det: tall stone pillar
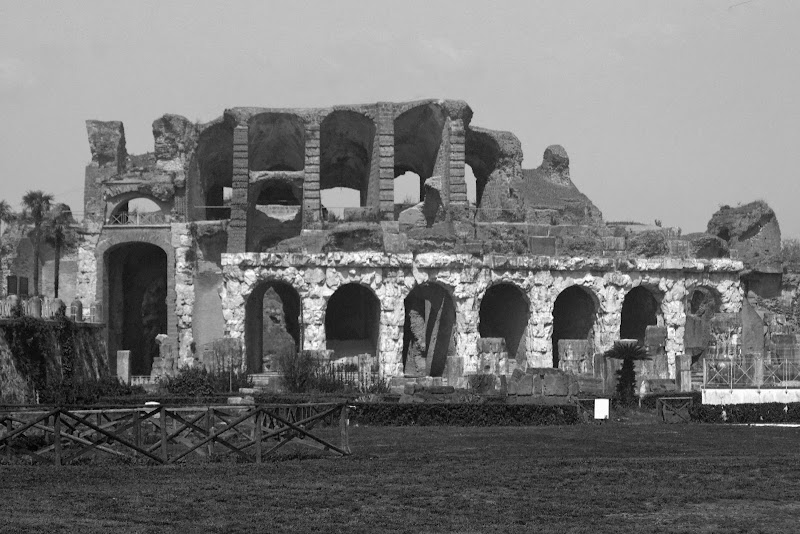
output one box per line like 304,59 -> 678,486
303,120 -> 321,227
227,125 -> 249,253
448,118 -> 467,207
377,102 -> 395,220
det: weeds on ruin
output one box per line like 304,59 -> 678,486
276,351 -> 389,395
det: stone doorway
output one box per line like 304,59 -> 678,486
552,286 -> 597,369
402,282 -> 456,378
620,286 -> 660,345
325,283 -> 380,359
245,281 -> 301,374
107,243 -> 168,376
479,283 -> 529,362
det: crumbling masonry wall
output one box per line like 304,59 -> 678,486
221,253 -> 743,380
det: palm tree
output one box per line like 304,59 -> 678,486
43,204 -> 76,298
604,341 -> 651,406
21,190 -> 54,296
0,200 -> 14,224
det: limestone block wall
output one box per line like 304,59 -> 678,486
221,253 -> 744,380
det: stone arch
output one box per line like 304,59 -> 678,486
97,231 -> 175,376
478,282 -> 530,361
194,120 -> 234,221
552,285 -> 599,369
248,113 -> 305,172
244,280 -> 302,374
465,128 -> 500,208
683,285 -> 721,357
107,193 -> 171,224
402,281 -> 456,378
620,285 -> 662,345
105,242 -> 168,376
320,110 -> 377,211
324,283 -> 381,358
394,103 -> 446,201
247,177 -> 303,252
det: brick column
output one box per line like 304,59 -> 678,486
449,119 -> 467,206
303,120 -> 321,227
227,125 -> 249,253
377,103 -> 395,220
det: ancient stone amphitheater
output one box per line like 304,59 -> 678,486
58,98 -> 783,395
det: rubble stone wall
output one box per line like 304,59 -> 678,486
221,253 -> 744,379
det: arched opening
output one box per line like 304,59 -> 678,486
465,164 -> 477,207
479,283 -> 529,361
403,282 -> 456,378
245,281 -> 301,374
320,187 -> 361,222
394,104 -> 445,217
393,170 -> 422,220
196,121 -> 233,221
109,197 -> 170,225
325,283 -> 380,358
107,243 -> 168,376
620,286 -> 660,345
248,113 -> 305,172
684,287 -> 720,358
249,179 -> 303,251
465,128 -> 500,209
320,111 -> 377,219
552,286 -> 597,369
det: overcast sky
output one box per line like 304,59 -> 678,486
1,0 -> 798,237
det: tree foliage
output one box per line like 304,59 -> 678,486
605,341 -> 650,406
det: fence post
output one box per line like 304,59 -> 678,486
53,410 -> 62,466
339,404 -> 350,454
5,417 -> 11,460
160,406 -> 168,462
206,407 -> 213,458
133,408 -> 141,457
254,409 -> 262,464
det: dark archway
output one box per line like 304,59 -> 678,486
245,281 -> 301,374
195,121 -> 233,221
320,111 -> 377,210
620,286 -> 660,345
465,128 -> 500,208
403,282 -> 456,378
684,287 -> 720,357
248,113 -> 305,172
552,286 -> 597,368
107,243 -> 168,376
479,283 -> 529,361
394,104 -> 446,208
325,283 -> 381,358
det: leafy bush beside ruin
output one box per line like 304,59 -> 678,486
628,230 -> 669,257
163,366 -> 252,397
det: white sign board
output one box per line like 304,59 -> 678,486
594,398 -> 610,420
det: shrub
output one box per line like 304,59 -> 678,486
39,376 -> 145,406
690,402 -> 800,424
604,341 -> 650,406
350,403 -> 580,426
163,366 -> 252,396
628,230 -> 669,257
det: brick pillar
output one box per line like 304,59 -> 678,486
303,120 -> 321,227
449,119 -> 467,206
227,125 -> 249,253
377,102 -> 395,220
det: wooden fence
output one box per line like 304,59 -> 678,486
0,403 -> 350,465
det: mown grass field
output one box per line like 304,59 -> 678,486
2,422 -> 800,533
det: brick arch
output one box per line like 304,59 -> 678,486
323,282 -> 381,358
551,284 -> 601,369
477,281 -> 530,362
402,281 -> 457,379
244,279 -> 302,374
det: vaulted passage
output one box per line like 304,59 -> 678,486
621,286 -> 660,345
552,286 -> 597,368
245,281 -> 301,374
394,104 -> 446,205
248,113 -> 305,172
248,178 -> 303,251
465,128 -> 500,208
403,283 -> 455,378
320,111 -> 377,211
479,283 -> 529,361
325,284 -> 380,358
107,243 -> 167,376
195,121 -> 233,221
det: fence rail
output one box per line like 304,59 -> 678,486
704,356 -> 800,389
0,404 -> 350,465
108,212 -> 171,226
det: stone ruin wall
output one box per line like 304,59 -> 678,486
220,253 -> 743,381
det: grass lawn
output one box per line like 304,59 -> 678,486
2,423 -> 800,533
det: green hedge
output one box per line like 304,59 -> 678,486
349,403 -> 580,426
690,402 -> 800,424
